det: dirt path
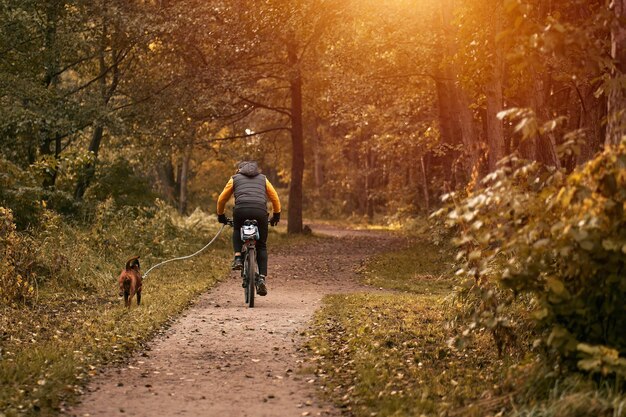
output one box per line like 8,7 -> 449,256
68,225 -> 402,417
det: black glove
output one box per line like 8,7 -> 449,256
270,212 -> 280,226
217,214 -> 229,224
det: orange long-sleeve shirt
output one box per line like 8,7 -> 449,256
216,177 -> 281,215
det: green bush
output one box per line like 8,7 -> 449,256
0,158 -> 44,229
0,197 -> 223,295
85,158 -> 157,208
32,210 -> 106,290
84,198 -> 222,273
441,142 -> 626,377
0,157 -> 84,227
42,188 -> 82,217
89,198 -> 181,260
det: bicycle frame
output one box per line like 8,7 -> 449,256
240,220 -> 260,307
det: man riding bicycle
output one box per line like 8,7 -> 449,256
216,161 -> 281,296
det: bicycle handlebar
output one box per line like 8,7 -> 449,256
224,219 -> 272,227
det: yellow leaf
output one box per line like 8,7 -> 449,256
547,277 -> 566,296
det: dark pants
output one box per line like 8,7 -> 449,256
233,207 -> 268,276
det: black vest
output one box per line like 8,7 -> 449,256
233,173 -> 267,211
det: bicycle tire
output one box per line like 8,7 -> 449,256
243,252 -> 249,304
247,248 -> 256,308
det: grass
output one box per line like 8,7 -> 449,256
302,217 -> 398,231
0,253 -> 230,417
359,241 -> 454,295
306,220 -> 626,417
509,372 -> 626,417
305,222 -> 515,416
0,208 -> 232,416
307,293 -> 509,417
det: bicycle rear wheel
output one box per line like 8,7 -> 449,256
246,249 -> 256,308
243,252 -> 250,304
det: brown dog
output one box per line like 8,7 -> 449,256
118,256 -> 142,308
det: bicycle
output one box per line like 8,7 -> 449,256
240,219 -> 260,307
227,218 -> 265,308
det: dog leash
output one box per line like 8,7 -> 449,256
143,224 -> 227,279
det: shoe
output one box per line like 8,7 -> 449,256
231,256 -> 243,270
256,276 -> 268,296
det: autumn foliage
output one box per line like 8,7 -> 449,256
0,208 -> 35,304
442,140 -> 626,377
1,0 -> 626,413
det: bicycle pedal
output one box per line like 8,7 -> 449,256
231,258 -> 243,270
256,280 -> 268,296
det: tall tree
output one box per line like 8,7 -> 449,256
75,1 -> 131,199
607,0 -> 626,146
438,0 -> 480,181
286,32 -> 306,233
484,0 -> 506,171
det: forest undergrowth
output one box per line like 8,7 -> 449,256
0,202 -> 231,416
307,214 -> 626,416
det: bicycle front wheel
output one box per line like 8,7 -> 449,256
246,249 -> 256,308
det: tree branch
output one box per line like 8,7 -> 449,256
110,79 -> 177,112
198,127 -> 290,146
62,45 -> 133,98
238,96 -> 292,117
48,49 -> 111,79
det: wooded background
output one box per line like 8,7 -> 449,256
3,1 -> 626,414
1,0 -> 625,232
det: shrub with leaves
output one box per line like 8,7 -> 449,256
0,158 -> 44,229
77,197 -> 223,288
436,156 -> 556,357
0,157 -> 82,228
440,142 -> 626,377
0,208 -> 36,304
85,158 -> 156,208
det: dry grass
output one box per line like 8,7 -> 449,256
307,292 -> 512,416
0,207 -> 231,416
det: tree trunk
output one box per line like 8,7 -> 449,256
485,88 -> 505,171
178,140 -> 194,215
74,125 -> 103,199
530,69 -> 561,168
518,87 -> 538,160
606,0 -> 626,147
365,147 -> 374,221
580,87 -> 606,162
485,1 -> 506,172
438,0 -> 479,179
420,156 -> 430,213
454,84 -> 480,173
287,37 -> 304,234
40,134 -> 62,189
435,78 -> 457,150
157,158 -> 177,205
313,124 -> 325,189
